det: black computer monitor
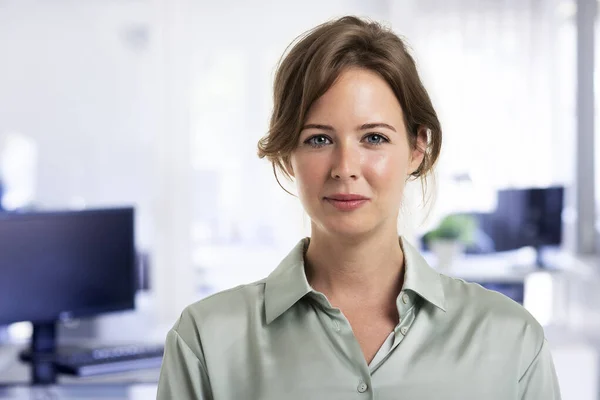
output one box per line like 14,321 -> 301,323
468,186 -> 564,265
493,186 -> 563,252
0,207 -> 135,383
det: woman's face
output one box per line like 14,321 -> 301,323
288,68 -> 425,238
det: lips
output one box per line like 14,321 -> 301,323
324,194 -> 370,211
325,194 -> 369,201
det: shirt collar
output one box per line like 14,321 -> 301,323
400,236 -> 447,312
265,236 -> 446,325
264,238 -> 312,325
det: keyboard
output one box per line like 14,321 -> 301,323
53,344 -> 164,377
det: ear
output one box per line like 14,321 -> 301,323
409,127 -> 428,175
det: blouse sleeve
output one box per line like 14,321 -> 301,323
518,339 -> 561,400
156,328 -> 214,400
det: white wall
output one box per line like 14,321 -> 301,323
0,0 -> 158,249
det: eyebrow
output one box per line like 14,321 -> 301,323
301,122 -> 396,132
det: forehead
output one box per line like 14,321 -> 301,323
305,68 -> 405,124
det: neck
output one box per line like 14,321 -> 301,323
304,224 -> 405,308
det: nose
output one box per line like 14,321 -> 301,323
330,142 -> 360,181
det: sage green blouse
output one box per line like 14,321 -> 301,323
157,237 -> 561,399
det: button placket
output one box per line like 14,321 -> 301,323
396,292 -> 410,316
396,292 -> 410,336
357,381 -> 368,393
402,292 -> 409,304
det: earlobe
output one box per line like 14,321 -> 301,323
409,128 -> 428,175
409,152 -> 424,176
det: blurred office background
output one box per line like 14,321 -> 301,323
0,0 -> 598,398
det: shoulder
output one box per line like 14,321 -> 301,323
439,274 -> 545,371
440,274 -> 538,326
171,280 -> 267,356
182,279 -> 267,325
176,279 -> 267,331
440,274 -> 542,334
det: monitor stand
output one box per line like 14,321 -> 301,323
18,321 -> 58,385
534,245 -> 556,269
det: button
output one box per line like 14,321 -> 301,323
357,381 -> 368,393
332,320 -> 341,332
400,326 -> 408,335
402,293 -> 409,304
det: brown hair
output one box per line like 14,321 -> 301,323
257,16 -> 441,200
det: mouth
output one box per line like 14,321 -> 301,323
324,194 -> 370,211
325,194 -> 369,201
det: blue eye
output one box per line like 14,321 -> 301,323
365,134 -> 388,145
305,135 -> 332,148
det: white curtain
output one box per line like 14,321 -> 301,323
389,0 -> 575,227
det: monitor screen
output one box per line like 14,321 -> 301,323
463,186 -> 564,253
0,208 -> 135,325
492,186 -> 564,251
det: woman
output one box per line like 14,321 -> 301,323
157,16 -> 561,399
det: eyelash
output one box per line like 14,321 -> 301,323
304,133 -> 390,148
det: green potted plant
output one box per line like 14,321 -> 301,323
423,214 -> 477,271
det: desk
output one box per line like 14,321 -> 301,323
0,345 -> 160,385
0,345 -> 159,399
0,292 -> 168,399
0,385 -> 157,399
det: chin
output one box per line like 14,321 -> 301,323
315,215 -> 379,239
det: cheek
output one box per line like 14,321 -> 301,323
366,151 -> 408,185
292,154 -> 328,194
